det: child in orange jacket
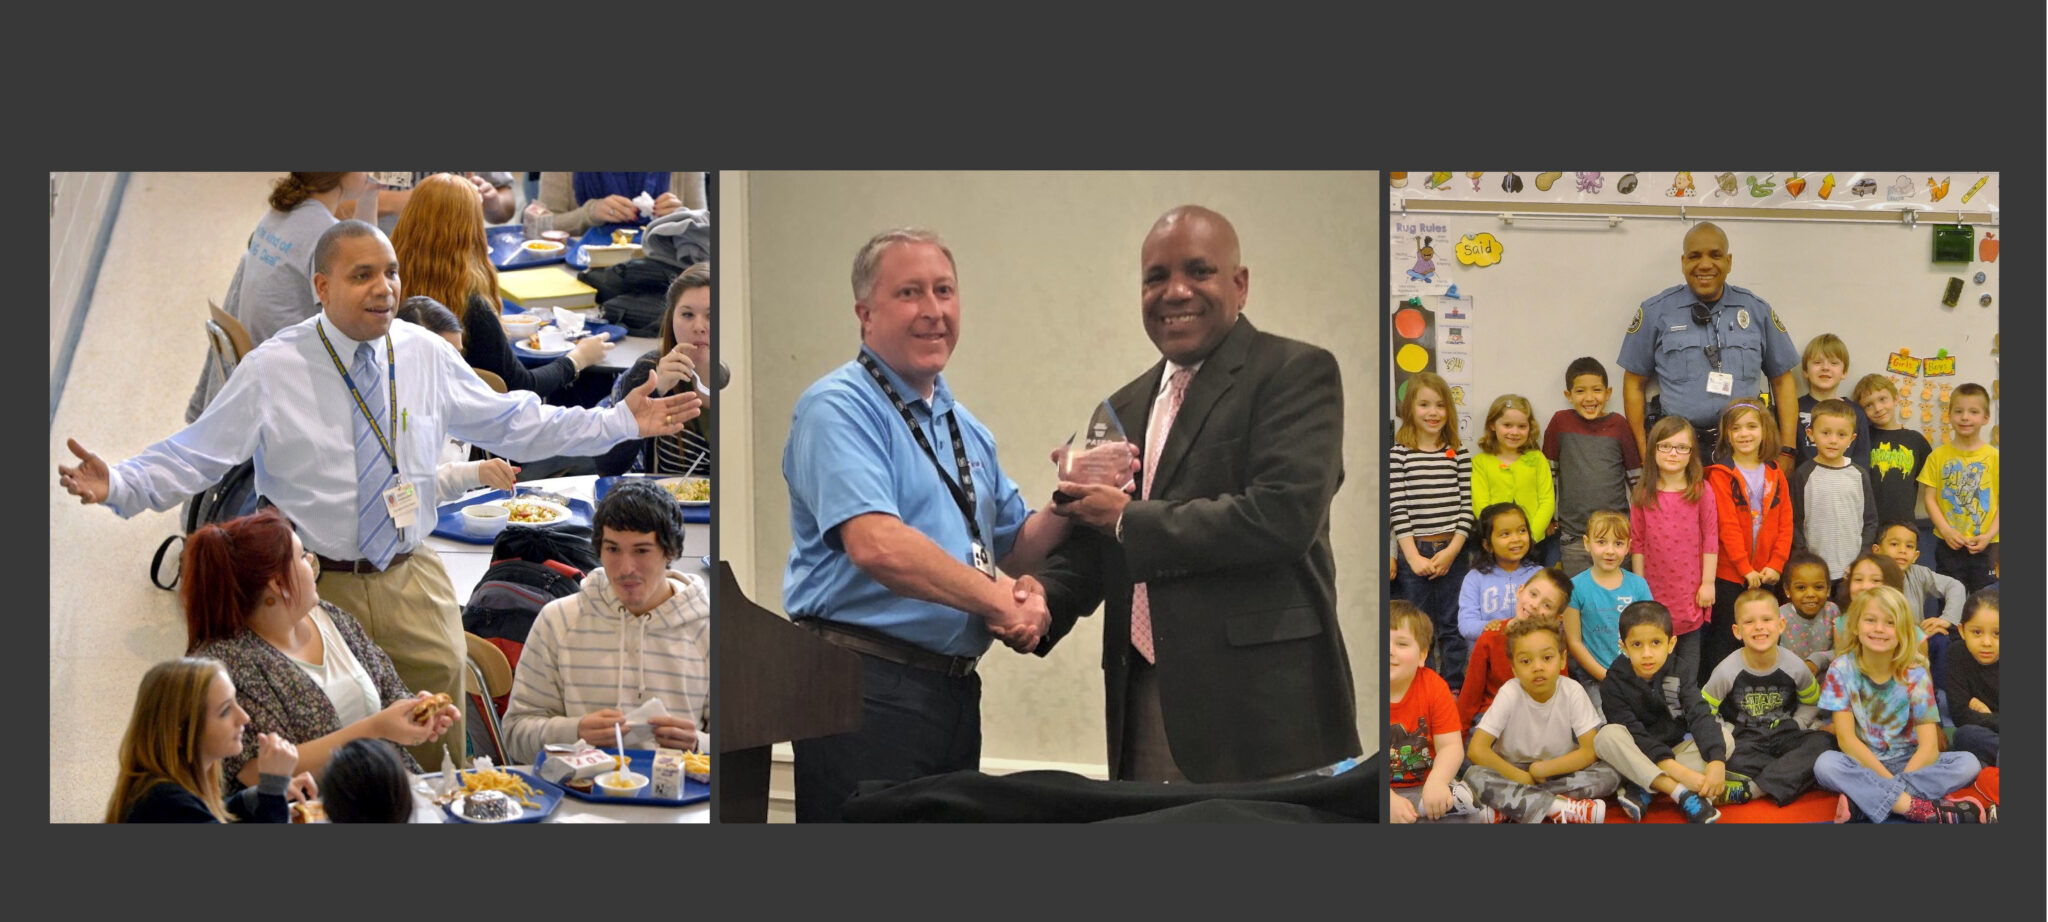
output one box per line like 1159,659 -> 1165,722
1700,400 -> 1794,685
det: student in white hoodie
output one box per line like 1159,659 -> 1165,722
502,480 -> 708,764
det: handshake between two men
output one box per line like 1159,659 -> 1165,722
985,438 -> 1144,655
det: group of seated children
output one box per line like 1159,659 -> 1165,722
1389,339 -> 1999,823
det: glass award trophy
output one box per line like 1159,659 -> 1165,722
1053,400 -> 1136,504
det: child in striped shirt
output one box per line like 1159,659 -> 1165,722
1391,371 -> 1475,686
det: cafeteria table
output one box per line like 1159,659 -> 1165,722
499,274 -> 660,373
425,474 -> 711,607
409,768 -> 709,823
417,473 -> 711,824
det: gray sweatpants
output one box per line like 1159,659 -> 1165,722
1465,762 -> 1621,823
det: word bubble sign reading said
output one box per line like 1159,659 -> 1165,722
1456,232 -> 1504,267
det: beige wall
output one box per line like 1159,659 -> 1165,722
730,171 -> 1381,773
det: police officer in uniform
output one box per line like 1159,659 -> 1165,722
1618,222 -> 1800,474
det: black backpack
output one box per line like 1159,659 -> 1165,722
461,523 -> 600,645
581,258 -> 682,337
148,459 -> 265,591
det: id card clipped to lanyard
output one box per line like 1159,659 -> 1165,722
316,324 -> 418,538
857,352 -> 996,580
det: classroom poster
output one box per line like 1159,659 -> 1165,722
1390,171 -> 1998,213
1436,294 -> 1473,388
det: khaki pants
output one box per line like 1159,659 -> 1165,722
317,545 -> 467,770
1594,722 -> 1736,793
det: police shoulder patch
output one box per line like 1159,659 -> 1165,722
1627,307 -> 1643,334
1771,309 -> 1786,332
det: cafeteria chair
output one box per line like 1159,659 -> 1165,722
207,299 -> 253,364
473,367 -> 508,394
464,631 -> 515,766
204,299 -> 253,382
463,368 -> 510,466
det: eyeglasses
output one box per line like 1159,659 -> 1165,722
1656,444 -> 1694,455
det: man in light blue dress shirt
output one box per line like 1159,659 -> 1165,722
780,227 -> 1071,821
59,221 -> 700,768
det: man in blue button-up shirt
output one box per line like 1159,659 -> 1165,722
58,220 -> 702,771
781,227 -> 1072,822
1618,222 -> 1801,474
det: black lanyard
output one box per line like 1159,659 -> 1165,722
316,323 -> 398,474
857,352 -> 982,547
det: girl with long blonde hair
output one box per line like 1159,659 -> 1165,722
1812,587 -> 1991,822
104,658 -> 307,823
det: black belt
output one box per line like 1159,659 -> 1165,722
316,550 -> 413,574
799,619 -> 979,677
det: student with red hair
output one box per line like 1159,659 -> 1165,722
182,508 -> 460,788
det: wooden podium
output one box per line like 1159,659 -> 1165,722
713,562 -> 862,822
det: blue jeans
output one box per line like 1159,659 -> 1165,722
1395,537 -> 1470,690
793,651 -> 981,823
1952,725 -> 1998,768
1814,749 -> 1980,822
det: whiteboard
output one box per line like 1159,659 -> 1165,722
1386,211 -> 2002,449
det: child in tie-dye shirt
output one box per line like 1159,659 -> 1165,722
1811,587 -> 1990,823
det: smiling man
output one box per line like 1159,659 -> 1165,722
780,227 -> 1071,822
1618,222 -> 1801,472
57,220 -> 701,770
1033,206 -> 1359,783
501,479 -> 708,764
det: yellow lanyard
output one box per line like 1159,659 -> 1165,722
316,324 -> 398,474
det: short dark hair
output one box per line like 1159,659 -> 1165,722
1565,356 -> 1608,389
1782,548 -> 1830,583
1877,520 -> 1919,545
313,219 -> 385,277
320,739 -> 413,823
1950,382 -> 1991,413
1504,612 -> 1564,654
1961,588 -> 1999,625
591,479 -> 688,560
395,296 -> 462,338
1618,600 -> 1673,638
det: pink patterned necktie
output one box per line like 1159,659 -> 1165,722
1130,365 -> 1194,663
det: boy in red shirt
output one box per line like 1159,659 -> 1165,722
1390,601 -> 1496,823
1458,567 -> 1574,730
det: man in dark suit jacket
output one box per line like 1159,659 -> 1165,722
1034,206 -> 1359,783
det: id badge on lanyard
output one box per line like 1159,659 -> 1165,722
858,352 -> 997,582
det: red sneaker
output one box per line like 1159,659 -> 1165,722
1548,797 -> 1606,824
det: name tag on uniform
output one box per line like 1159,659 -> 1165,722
1706,371 -> 1735,396
383,481 -> 419,530
970,540 -> 997,580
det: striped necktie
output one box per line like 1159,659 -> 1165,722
352,343 -> 401,569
